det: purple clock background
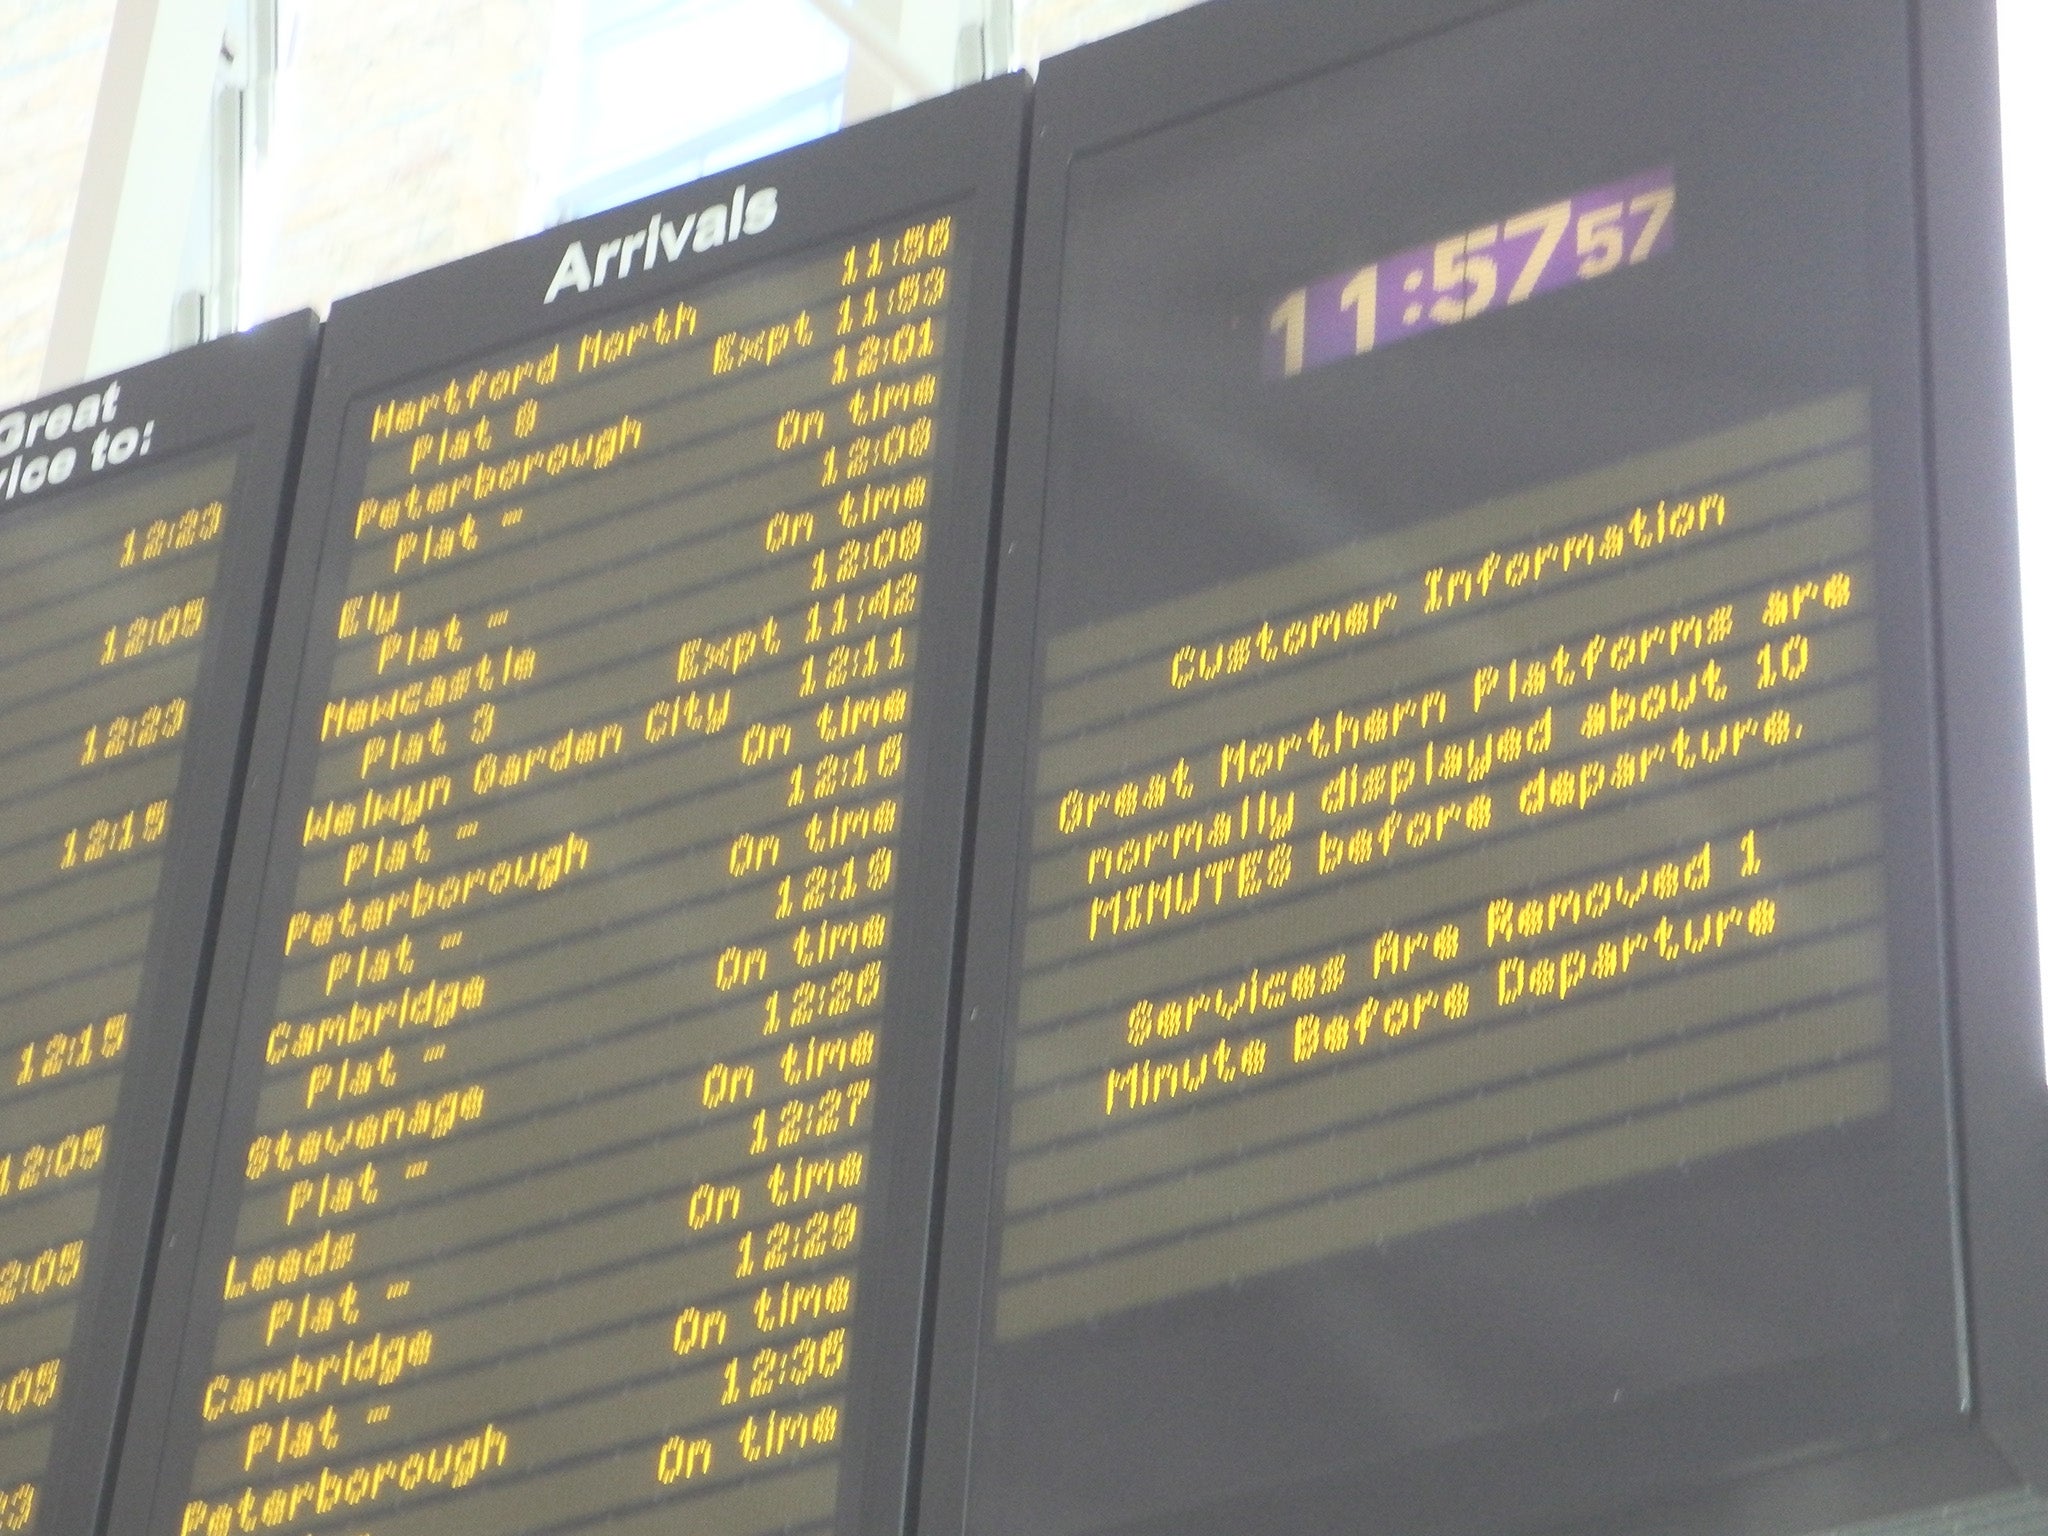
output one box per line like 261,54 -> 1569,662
1266,166 -> 1677,381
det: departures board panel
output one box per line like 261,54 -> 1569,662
921,2 -> 2035,1534
0,318 -> 316,1535
108,77 -> 1025,1536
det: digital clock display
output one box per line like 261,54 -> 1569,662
1265,165 -> 1675,379
109,78 -> 1024,1536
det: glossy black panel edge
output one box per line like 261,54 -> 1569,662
1920,0 -> 2048,1490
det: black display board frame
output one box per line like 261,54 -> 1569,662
107,77 -> 1028,1536
918,2 -> 2040,1535
1922,0 -> 2048,1492
0,314 -> 318,1535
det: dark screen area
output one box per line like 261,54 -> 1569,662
0,321 -> 312,1536
937,3 -> 1964,1532
113,81 -> 1022,1536
0,448 -> 238,1535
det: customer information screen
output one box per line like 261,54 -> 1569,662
927,4 -> 1962,1533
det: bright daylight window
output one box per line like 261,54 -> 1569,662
239,0 -> 856,326
549,0 -> 850,222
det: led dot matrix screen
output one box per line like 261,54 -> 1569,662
918,2 -> 2044,1533
15,6 -> 2042,1533
107,79 -> 1024,1536
0,318 -> 315,1536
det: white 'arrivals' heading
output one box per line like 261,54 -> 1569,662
544,185 -> 780,304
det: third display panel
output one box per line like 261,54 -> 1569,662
922,2 -> 1987,1532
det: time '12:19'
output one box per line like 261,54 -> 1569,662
59,798 -> 169,871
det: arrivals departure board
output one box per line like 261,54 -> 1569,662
109,79 -> 1025,1536
921,2 -> 2035,1534
0,318 -> 315,1536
